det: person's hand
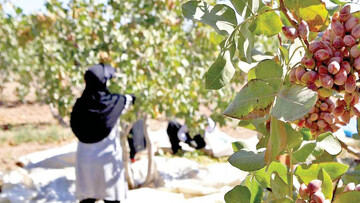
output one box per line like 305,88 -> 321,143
130,94 -> 136,105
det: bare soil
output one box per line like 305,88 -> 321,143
0,82 -> 256,171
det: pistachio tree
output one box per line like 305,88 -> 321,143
183,0 -> 360,202
0,0 -> 245,187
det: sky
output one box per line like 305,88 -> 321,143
1,0 -> 51,14
1,0 -> 359,15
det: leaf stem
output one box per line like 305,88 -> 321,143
288,150 -> 294,199
279,0 -> 297,28
332,178 -> 340,202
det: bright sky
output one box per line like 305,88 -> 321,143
1,0 -> 359,15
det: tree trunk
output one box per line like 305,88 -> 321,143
120,122 -> 136,189
49,103 -> 69,127
142,114 -> 155,186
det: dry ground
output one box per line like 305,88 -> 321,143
0,82 -> 256,171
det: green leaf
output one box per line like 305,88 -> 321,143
280,12 -> 292,27
333,191 -> 360,203
243,176 -> 263,203
228,150 -> 266,172
247,59 -> 283,91
223,79 -> 275,120
300,128 -> 311,141
308,31 -> 319,42
256,133 -> 269,150
15,7 -> 23,15
295,162 -> 349,184
284,0 -> 330,32
328,0 -> 347,5
316,132 -> 342,155
292,141 -> 316,163
224,185 -> 251,203
271,84 -> 318,122
238,116 -> 269,136
279,45 -> 289,65
205,39 -> 236,90
230,0 -> 259,18
343,171 -> 360,185
284,123 -> 303,149
238,22 -> 255,63
355,118 -> 360,140
312,151 -> 335,163
182,1 -> 238,35
273,197 -> 294,203
265,117 -> 287,165
249,6 -> 283,37
319,168 -> 333,200
254,162 -> 288,188
270,172 -> 289,199
232,141 -> 251,152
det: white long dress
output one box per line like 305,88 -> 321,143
75,95 -> 133,201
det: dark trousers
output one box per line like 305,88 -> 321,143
80,198 -> 119,203
166,121 -> 206,154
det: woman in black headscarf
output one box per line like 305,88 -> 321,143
70,64 -> 135,203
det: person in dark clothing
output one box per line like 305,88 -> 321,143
166,120 -> 205,154
128,119 -> 146,162
70,64 -> 135,203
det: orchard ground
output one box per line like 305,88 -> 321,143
0,81 -> 256,171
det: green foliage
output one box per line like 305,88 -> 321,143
270,172 -> 289,199
223,79 -> 275,120
243,176 -> 263,203
271,84 -> 318,122
228,150 -> 266,172
284,0 -> 330,32
230,0 -> 260,18
205,39 -> 236,90
333,191 -> 360,203
247,59 -> 283,91
182,1 -> 237,36
249,6 -> 283,37
295,162 -> 349,184
253,162 -> 288,188
224,185 -> 251,203
0,0 -> 244,134
319,168 -> 333,200
182,0 -> 360,201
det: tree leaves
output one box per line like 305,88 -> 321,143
182,1 -> 238,36
271,84 -> 318,122
319,168 -> 333,200
237,22 -> 254,63
243,176 -> 263,203
230,0 -> 259,18
247,59 -> 283,91
284,0 -> 330,32
270,172 -> 289,199
228,150 -> 266,172
253,161 -> 288,189
316,132 -> 342,155
223,79 -> 275,120
249,6 -> 283,37
224,185 -> 251,203
333,191 -> 360,203
265,117 -> 287,165
205,39 -> 236,90
295,162 -> 349,184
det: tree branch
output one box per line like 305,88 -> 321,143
339,139 -> 360,158
49,103 -> 69,127
120,121 -> 136,189
278,0 -> 309,48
